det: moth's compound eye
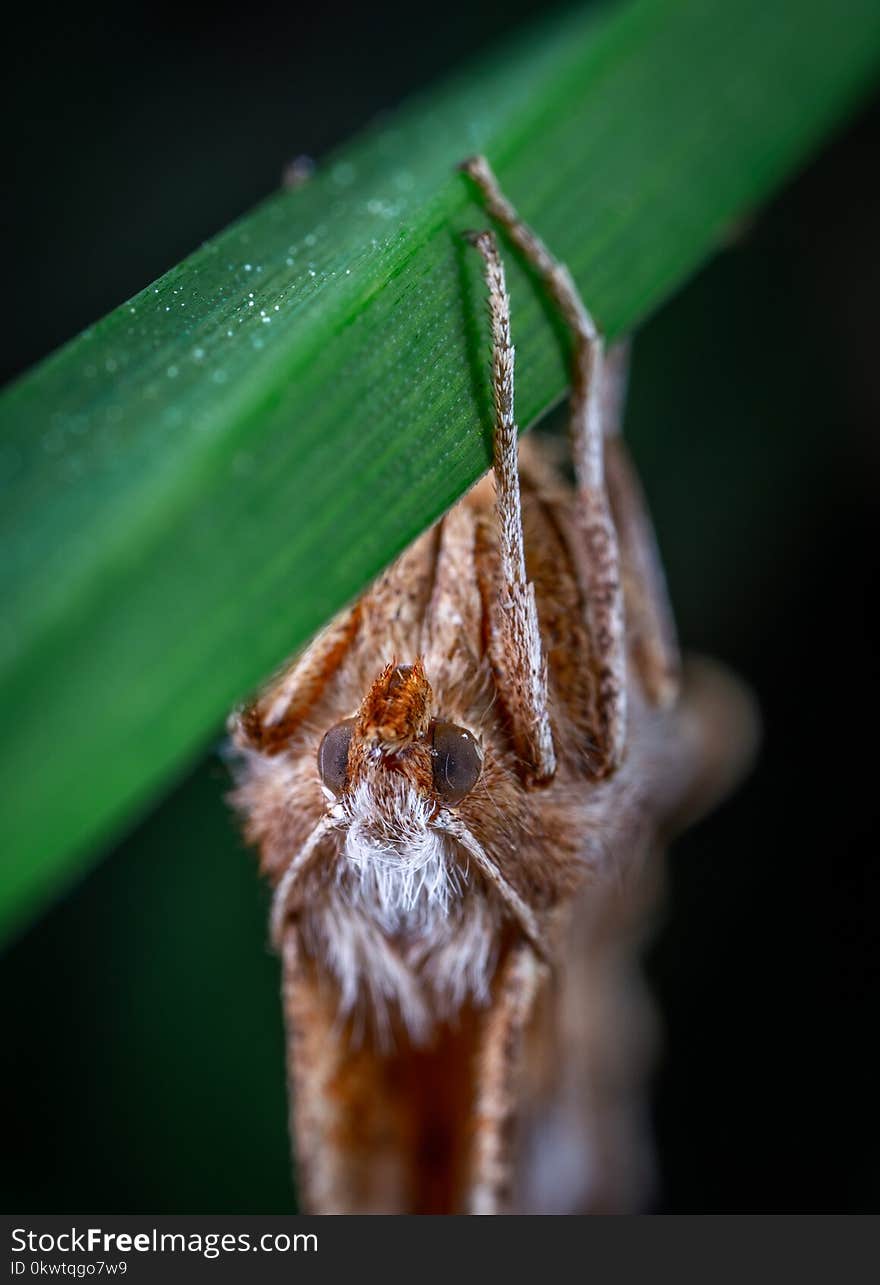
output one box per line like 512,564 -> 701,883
317,719 -> 356,795
431,721 -> 483,805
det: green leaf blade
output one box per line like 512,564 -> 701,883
2,0 -> 878,942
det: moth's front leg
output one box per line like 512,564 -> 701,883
463,228 -> 556,785
462,155 -> 627,778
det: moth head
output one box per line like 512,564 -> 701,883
316,659 -> 483,808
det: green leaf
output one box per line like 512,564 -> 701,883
1,0 -> 878,944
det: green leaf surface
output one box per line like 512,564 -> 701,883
2,0 -> 878,944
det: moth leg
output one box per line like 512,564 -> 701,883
468,942 -> 543,1214
462,155 -> 626,775
441,814 -> 548,960
464,228 -> 556,783
601,344 -> 681,707
231,601 -> 362,754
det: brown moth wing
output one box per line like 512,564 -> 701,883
509,442 -> 757,1213
513,658 -> 757,1212
281,931 -> 481,1213
512,431 -> 758,1210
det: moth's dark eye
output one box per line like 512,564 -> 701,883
317,719 -> 356,795
431,721 -> 483,805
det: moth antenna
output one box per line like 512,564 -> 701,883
439,814 -> 547,961
270,815 -> 338,948
462,223 -> 556,783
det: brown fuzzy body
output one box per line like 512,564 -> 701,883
230,436 -> 755,1212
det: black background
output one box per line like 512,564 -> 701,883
2,1 -> 878,1212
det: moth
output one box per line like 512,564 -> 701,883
229,156 -> 757,1214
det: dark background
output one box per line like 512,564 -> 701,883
2,1 -> 877,1212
